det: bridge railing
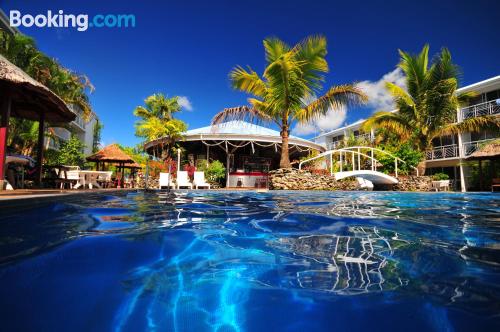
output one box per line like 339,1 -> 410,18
299,146 -> 419,178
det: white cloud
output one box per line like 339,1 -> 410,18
356,68 -> 405,111
293,105 -> 347,136
178,96 -> 193,111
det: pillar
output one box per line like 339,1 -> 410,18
0,93 -> 12,190
35,111 -> 45,186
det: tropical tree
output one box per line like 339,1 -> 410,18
211,36 -> 367,168
133,94 -> 188,158
0,30 -> 94,119
133,94 -> 181,121
362,45 -> 499,155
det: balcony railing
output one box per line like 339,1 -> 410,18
426,144 -> 459,160
460,100 -> 500,120
326,134 -> 374,150
425,139 -> 496,160
462,139 -> 495,156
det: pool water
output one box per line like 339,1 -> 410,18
0,190 -> 499,331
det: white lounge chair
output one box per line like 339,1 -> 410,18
193,171 -> 211,189
159,172 -> 175,189
176,171 -> 193,189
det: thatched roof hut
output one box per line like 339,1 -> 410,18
86,144 -> 136,163
1,54 -> 76,188
466,140 -> 500,160
0,54 -> 74,123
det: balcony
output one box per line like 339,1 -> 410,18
326,134 -> 374,150
425,139 -> 496,160
462,139 -> 495,156
426,144 -> 459,160
460,100 -> 500,120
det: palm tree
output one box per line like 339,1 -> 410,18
211,36 -> 367,168
133,94 -> 181,121
133,94 -> 188,158
362,45 -> 499,156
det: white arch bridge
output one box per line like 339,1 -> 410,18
299,146 -> 419,187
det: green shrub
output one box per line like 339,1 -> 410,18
205,160 -> 226,183
432,172 -> 449,181
57,136 -> 86,167
376,142 -> 423,175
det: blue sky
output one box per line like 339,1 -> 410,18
2,0 -> 499,146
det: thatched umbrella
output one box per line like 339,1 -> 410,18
86,144 -> 136,187
0,54 -> 75,189
466,140 -> 500,190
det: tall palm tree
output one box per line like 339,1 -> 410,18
362,45 -> 499,154
211,36 -> 367,168
133,94 -> 181,121
133,94 -> 188,158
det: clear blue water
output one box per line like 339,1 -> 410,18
0,190 -> 499,332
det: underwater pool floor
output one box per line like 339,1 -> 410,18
0,190 -> 499,331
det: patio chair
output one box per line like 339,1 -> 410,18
193,171 -> 211,189
159,172 -> 175,189
97,171 -> 113,188
176,171 -> 193,189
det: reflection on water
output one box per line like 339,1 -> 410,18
0,190 -> 500,331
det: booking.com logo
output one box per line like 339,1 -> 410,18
9,10 -> 135,32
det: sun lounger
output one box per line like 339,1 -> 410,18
193,171 -> 211,189
159,172 -> 175,189
176,171 -> 193,189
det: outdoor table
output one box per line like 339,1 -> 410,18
73,170 -> 110,189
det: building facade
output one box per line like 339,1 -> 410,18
47,104 -> 100,156
312,75 -> 500,192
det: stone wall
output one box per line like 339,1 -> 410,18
393,175 -> 433,191
269,168 -> 357,191
269,169 -> 434,191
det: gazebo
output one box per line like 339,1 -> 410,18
466,140 -> 500,191
0,54 -> 75,189
144,121 -> 324,188
86,144 -> 138,187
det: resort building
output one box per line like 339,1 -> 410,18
313,75 -> 500,192
47,105 -> 100,155
145,120 -> 324,188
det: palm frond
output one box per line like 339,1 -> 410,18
211,106 -> 273,125
361,111 -> 412,139
295,84 -> 367,122
385,82 -> 414,107
230,66 -> 267,97
263,37 -> 290,64
438,116 -> 500,136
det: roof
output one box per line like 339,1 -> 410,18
466,140 -> 500,160
0,54 -> 75,123
86,144 -> 136,163
145,120 -> 325,152
186,120 -> 303,138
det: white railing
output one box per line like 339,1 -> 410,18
425,144 -> 459,160
460,100 -> 500,121
462,139 -> 495,156
299,146 -> 418,178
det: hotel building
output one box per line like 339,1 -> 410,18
313,75 -> 500,192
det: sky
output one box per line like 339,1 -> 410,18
1,0 -> 499,146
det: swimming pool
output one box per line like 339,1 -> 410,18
0,190 -> 499,331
